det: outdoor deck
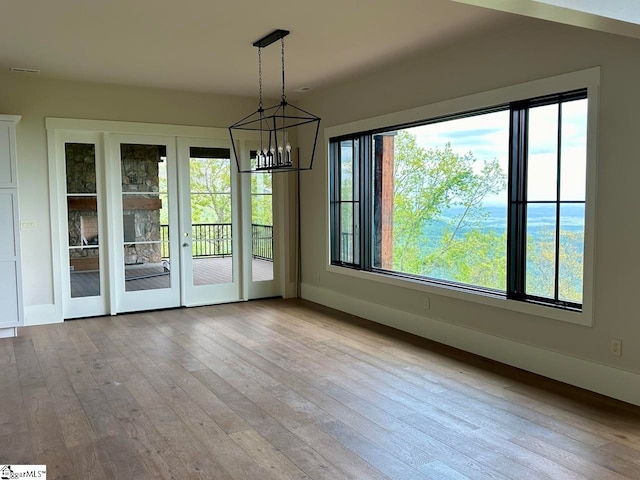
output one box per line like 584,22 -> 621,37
70,256 -> 274,297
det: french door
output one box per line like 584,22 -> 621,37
177,137 -> 241,306
110,134 -> 182,313
54,127 -> 280,319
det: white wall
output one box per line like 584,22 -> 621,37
298,18 -> 640,404
0,74 -> 259,315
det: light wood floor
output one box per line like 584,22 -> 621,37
2,299 -> 640,480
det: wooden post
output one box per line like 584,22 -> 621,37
374,133 -> 395,270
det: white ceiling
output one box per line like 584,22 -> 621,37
1,0 -> 638,99
453,0 -> 640,38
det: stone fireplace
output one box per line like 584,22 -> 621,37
66,143 -> 100,271
120,144 -> 164,266
65,143 -> 165,271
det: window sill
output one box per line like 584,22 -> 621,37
326,264 -> 593,327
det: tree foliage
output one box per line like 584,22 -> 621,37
390,131 -> 506,289
159,158 -> 273,227
189,158 -> 232,224
251,173 -> 273,226
388,130 -> 583,299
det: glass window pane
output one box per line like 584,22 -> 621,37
65,143 -> 100,298
340,202 -> 354,263
558,203 -> 584,303
560,99 -> 588,201
68,209 -> 100,298
121,144 -> 169,292
188,150 -> 233,286
372,109 -> 509,291
527,104 -> 558,201
65,143 -> 96,194
526,203 -> 556,299
340,140 -> 353,201
252,173 -> 274,282
70,247 -> 100,298
353,202 -> 360,265
353,139 -> 360,202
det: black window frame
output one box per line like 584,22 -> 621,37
329,88 -> 588,312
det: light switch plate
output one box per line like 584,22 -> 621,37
20,220 -> 37,231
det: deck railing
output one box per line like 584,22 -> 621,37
341,232 -> 354,263
251,224 -> 274,261
161,223 -> 273,261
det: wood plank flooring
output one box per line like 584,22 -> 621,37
1,298 -> 640,479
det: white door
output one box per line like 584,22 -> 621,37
110,134 -> 181,313
177,138 -> 241,306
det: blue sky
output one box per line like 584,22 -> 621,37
409,99 -> 588,205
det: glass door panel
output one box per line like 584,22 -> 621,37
66,143 -> 101,297
121,144 -> 170,292
251,172 -> 274,282
242,146 -> 280,300
189,150 -> 233,286
178,138 -> 240,307
114,137 -> 180,313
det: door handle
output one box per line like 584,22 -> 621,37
182,242 -> 189,247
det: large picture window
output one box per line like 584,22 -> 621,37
330,89 -> 588,311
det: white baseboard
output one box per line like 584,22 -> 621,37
302,283 -> 640,407
0,327 -> 17,338
24,304 -> 63,326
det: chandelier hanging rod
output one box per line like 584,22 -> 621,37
252,29 -> 290,48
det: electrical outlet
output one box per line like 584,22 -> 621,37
610,338 -> 622,357
315,272 -> 320,283
423,297 -> 431,310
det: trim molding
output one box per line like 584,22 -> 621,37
0,327 -> 17,338
302,282 -> 640,407
323,66 -> 600,327
24,304 -> 63,326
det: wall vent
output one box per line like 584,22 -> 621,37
10,67 -> 40,74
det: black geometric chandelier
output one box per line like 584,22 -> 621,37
229,29 -> 321,173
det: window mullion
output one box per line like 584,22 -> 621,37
507,103 -> 528,298
360,134 -> 372,270
329,141 -> 340,264
554,103 -> 562,301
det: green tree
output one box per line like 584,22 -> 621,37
526,228 -> 583,303
389,131 -> 584,298
389,131 -> 507,289
251,173 -> 273,226
189,158 -> 232,224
